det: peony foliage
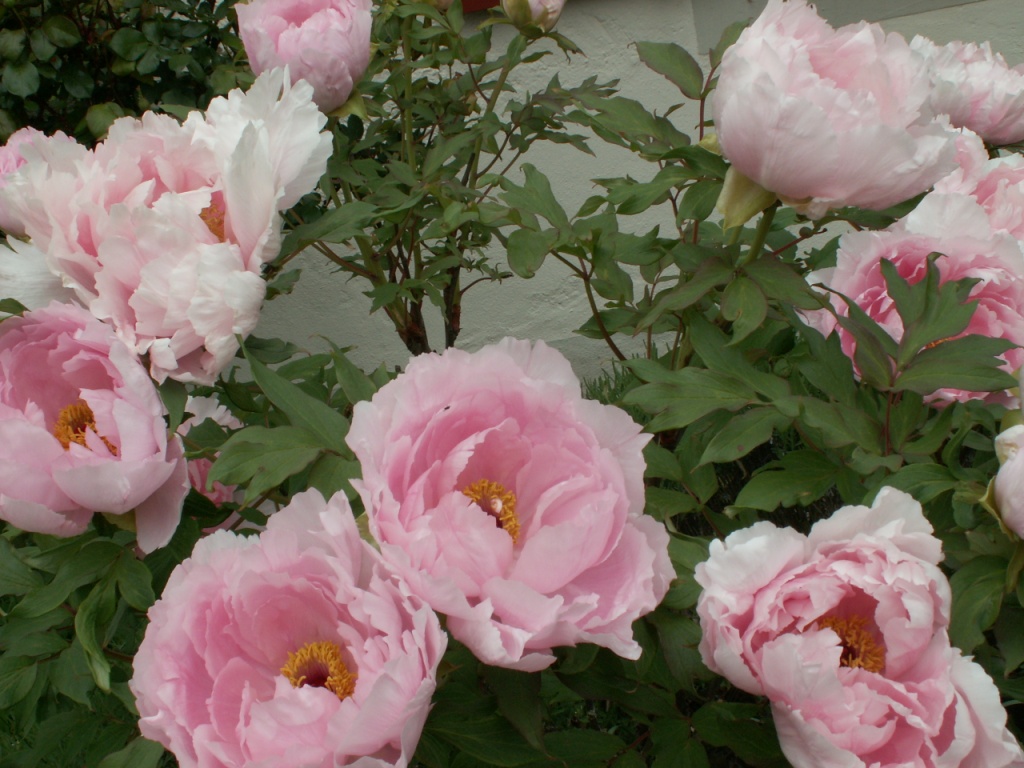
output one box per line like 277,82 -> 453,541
3,0 -> 1024,766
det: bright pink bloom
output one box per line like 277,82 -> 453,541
806,192 -> 1024,405
913,37 -> 1024,147
131,489 -> 446,768
347,338 -> 673,671
181,396 -> 243,506
0,302 -> 187,552
0,70 -> 331,384
994,425 -> 1024,538
712,0 -> 958,218
237,0 -> 372,113
696,487 -> 1024,768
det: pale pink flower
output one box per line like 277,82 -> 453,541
131,489 -> 446,768
181,395 -> 243,506
994,425 -> 1024,538
501,0 -> 565,33
696,487 -> 1024,768
913,37 -> 1024,147
806,193 -> 1024,405
237,0 -> 372,113
712,0 -> 958,218
0,302 -> 188,552
347,338 -> 673,671
0,127 -> 77,235
0,70 -> 331,384
934,135 -> 1024,243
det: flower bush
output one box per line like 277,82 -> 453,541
2,0 -> 1024,766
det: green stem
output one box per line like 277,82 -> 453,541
737,203 -> 778,266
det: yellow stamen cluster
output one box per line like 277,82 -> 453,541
462,479 -> 521,543
816,614 -> 886,673
281,641 -> 356,700
200,203 -> 226,241
53,400 -> 118,455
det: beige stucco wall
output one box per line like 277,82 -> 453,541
256,0 -> 1024,380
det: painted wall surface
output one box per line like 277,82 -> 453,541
256,0 -> 1024,381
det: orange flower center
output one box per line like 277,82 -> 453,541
816,614 -> 885,673
462,479 -> 520,543
53,400 -> 118,455
200,202 -> 226,241
281,641 -> 356,700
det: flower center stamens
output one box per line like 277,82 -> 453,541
462,479 -> 520,543
200,202 -> 226,241
281,641 -> 356,700
816,614 -> 885,673
53,400 -> 118,455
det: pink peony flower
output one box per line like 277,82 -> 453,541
501,0 -> 565,33
131,489 -> 446,768
805,192 -> 1024,405
994,425 -> 1024,538
913,37 -> 1024,147
711,0 -> 959,219
237,0 -> 372,114
0,69 -> 331,384
181,395 -> 244,506
347,338 -> 674,671
0,127 -> 76,236
696,487 -> 1024,768
0,302 -> 188,552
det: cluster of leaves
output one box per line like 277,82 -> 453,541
0,0 -> 248,142
281,0 -> 605,354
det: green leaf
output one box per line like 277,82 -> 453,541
209,425 -> 324,504
281,201 -> 376,252
0,537 -> 43,596
2,60 -> 39,98
544,730 -> 628,765
638,258 -> 733,330
0,29 -> 25,60
720,276 -> 767,344
42,15 -> 82,47
699,408 -> 790,465
743,257 -> 824,311
623,368 -> 756,432
331,348 -> 379,405
506,228 -> 557,278
97,738 -> 166,768
481,667 -> 545,751
74,577 -> 118,691
895,336 -> 1017,396
244,345 -> 351,455
426,687 -> 544,767
688,316 -> 790,399
634,41 -> 704,99
995,604 -> 1024,675
734,450 -> 837,511
0,655 -> 36,708
306,453 -> 360,500
158,378 -> 188,435
50,640 -> 94,705
500,164 -> 571,233
113,552 -> 155,611
678,180 -> 722,223
949,556 -> 1006,653
710,20 -> 748,68
109,28 -> 148,61
85,102 -> 127,139
691,702 -> 787,767
12,540 -> 122,619
883,463 -> 957,504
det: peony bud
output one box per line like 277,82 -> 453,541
236,0 -> 372,114
501,0 -> 564,33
